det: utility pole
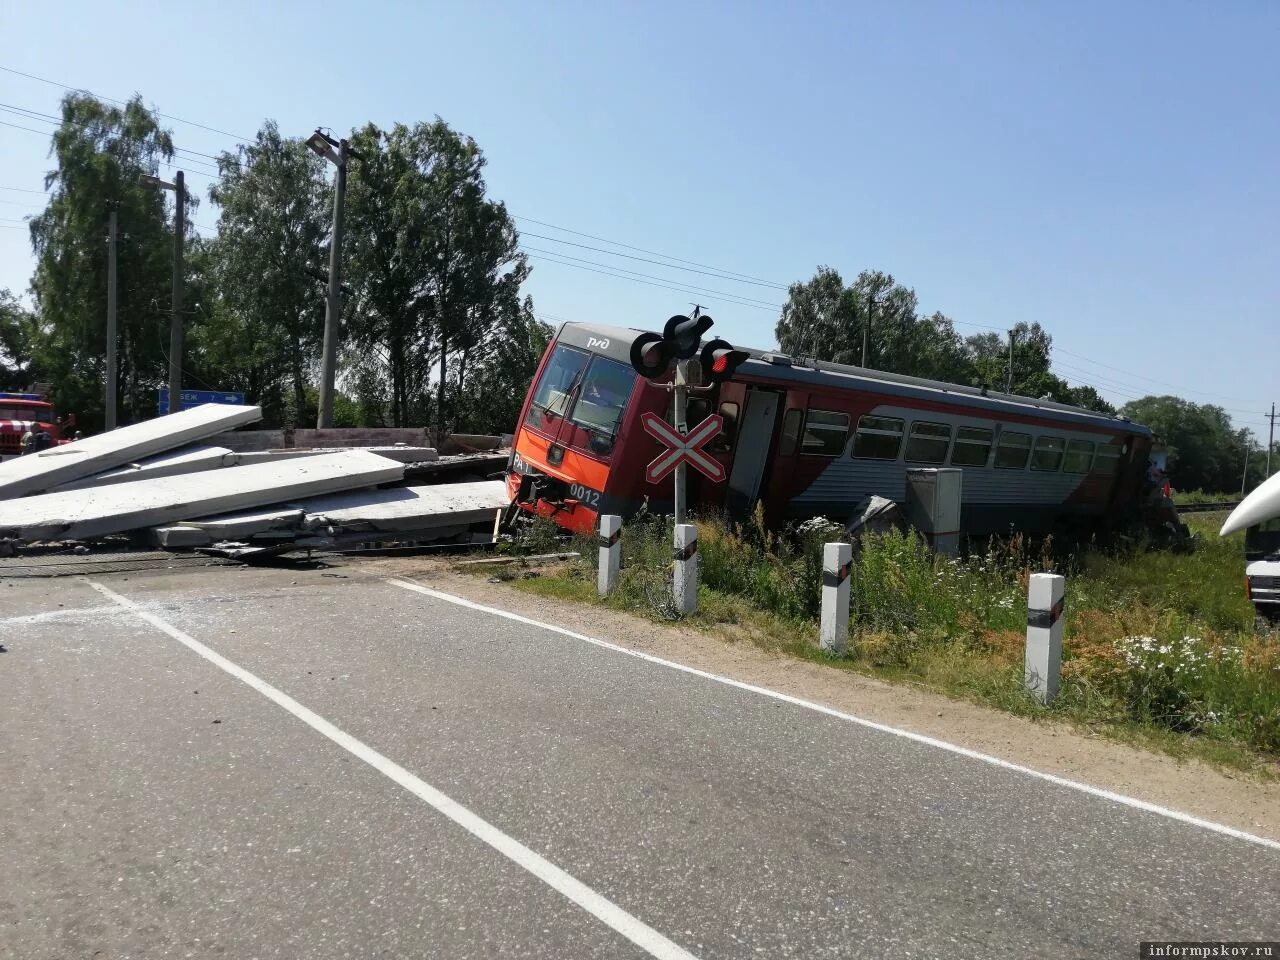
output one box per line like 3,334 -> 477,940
861,295 -> 875,367
435,193 -> 454,446
1267,402 -> 1277,479
1242,447 -> 1251,496
307,131 -> 351,429
105,207 -> 119,430
169,171 -> 185,413
141,171 -> 186,414
1007,329 -> 1016,394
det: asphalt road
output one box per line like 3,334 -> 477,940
1,565 -> 1275,959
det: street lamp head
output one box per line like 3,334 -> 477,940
140,174 -> 176,191
306,130 -> 341,165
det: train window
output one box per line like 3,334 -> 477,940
950,426 -> 993,466
904,421 -> 952,464
525,345 -> 589,429
571,355 -> 637,437
852,415 -> 905,460
801,409 -> 850,456
1030,435 -> 1066,472
1063,439 -> 1095,474
780,408 -> 803,456
1094,445 -> 1121,474
994,431 -> 1032,469
708,402 -> 739,453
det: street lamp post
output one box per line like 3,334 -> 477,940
307,130 -> 351,429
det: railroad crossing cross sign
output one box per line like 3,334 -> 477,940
641,412 -> 726,483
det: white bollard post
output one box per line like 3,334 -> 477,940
1025,572 -> 1065,704
598,514 -> 621,597
820,542 -> 853,655
673,523 -> 698,614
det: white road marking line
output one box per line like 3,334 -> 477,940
1,604 -> 134,628
386,577 -> 1280,854
83,578 -> 698,960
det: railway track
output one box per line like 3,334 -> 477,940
1176,501 -> 1241,513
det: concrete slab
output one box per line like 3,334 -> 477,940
149,480 -> 507,549
209,430 -> 286,453
301,480 -> 507,532
50,446 -> 235,492
151,507 -> 307,548
212,427 -> 433,453
0,404 -> 262,499
0,451 -> 403,542
55,445 -> 437,495
232,446 -> 438,466
293,427 -> 429,449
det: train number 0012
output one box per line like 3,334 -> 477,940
569,483 -> 601,507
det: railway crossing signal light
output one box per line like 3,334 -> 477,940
699,339 -> 750,385
629,331 -> 671,379
628,313 -> 747,385
663,313 -> 714,360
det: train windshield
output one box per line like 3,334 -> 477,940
525,344 -> 635,441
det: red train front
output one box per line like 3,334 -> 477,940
505,323 -> 668,534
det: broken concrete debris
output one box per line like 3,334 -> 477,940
0,403 -> 512,555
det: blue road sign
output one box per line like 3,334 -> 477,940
158,388 -> 247,414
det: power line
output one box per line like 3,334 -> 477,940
0,105 -> 222,171
1052,358 -> 1262,414
0,117 -> 54,137
1054,345 -> 1255,403
528,251 -> 779,312
519,230 -> 788,290
0,185 -> 48,194
521,244 -> 782,310
527,252 -> 780,313
0,64 -> 254,143
512,215 -> 786,289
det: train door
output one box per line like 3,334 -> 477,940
727,387 -> 780,514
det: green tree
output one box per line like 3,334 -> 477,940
0,290 -> 38,391
202,120 -> 330,426
775,266 -> 860,363
449,300 -> 551,434
28,93 -> 180,430
776,267 -> 969,381
965,321 -> 1059,394
1061,384 -> 1117,416
1120,395 -> 1251,493
344,119 -> 532,433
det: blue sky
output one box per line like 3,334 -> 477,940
1,0 -> 1276,440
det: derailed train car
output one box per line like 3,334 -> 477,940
505,322 -> 1153,537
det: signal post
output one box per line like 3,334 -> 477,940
629,311 -> 749,609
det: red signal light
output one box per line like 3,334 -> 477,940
699,339 -> 749,385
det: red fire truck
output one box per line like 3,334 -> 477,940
0,392 -> 75,460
